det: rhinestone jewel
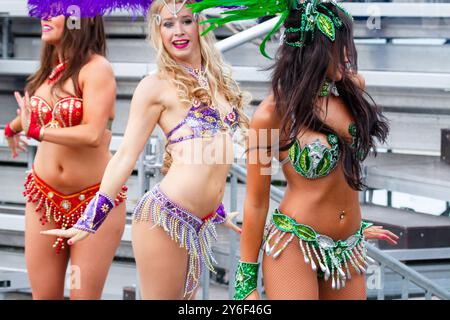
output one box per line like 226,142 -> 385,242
79,194 -> 85,201
60,200 -> 71,211
317,234 -> 335,249
48,192 -> 54,198
101,204 -> 110,213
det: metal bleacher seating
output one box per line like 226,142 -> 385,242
0,0 -> 450,299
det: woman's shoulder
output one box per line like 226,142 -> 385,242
131,74 -> 173,109
83,54 -> 113,72
79,54 -> 114,81
350,72 -> 365,90
251,95 -> 279,130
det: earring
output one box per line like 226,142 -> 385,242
345,61 -> 352,71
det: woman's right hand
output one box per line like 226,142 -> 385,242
6,134 -> 27,159
5,109 -> 27,159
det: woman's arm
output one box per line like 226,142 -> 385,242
235,96 -> 278,300
98,75 -> 165,197
41,75 -> 166,241
241,97 -> 277,261
8,116 -> 23,133
4,115 -> 26,159
39,57 -> 116,147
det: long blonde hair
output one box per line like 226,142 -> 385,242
148,0 -> 251,174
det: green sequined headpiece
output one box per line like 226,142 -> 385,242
188,0 -> 353,59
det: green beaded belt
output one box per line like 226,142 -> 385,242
263,209 -> 374,290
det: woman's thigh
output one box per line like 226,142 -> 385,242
262,238 -> 319,300
131,219 -> 190,300
25,202 -> 70,300
318,265 -> 367,300
69,203 -> 126,300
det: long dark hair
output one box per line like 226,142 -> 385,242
272,3 -> 388,190
26,16 -> 106,97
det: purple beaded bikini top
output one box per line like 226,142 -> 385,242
166,99 -> 239,145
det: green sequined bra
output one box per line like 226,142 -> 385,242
280,123 -> 361,179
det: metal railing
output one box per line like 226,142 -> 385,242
197,163 -> 450,300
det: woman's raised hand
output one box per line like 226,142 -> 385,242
14,91 -> 31,135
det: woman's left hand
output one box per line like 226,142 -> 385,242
14,91 -> 31,135
222,211 -> 242,234
41,228 -> 91,245
363,225 -> 399,245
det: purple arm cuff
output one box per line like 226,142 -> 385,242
212,203 -> 227,224
73,192 -> 115,234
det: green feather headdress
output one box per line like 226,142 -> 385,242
187,0 -> 353,59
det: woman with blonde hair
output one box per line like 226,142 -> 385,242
44,0 -> 249,299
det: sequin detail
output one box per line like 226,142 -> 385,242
29,95 -> 83,129
166,99 -> 239,145
234,262 -> 259,300
23,170 -> 127,253
133,184 -> 221,297
263,209 -> 374,289
288,134 -> 340,179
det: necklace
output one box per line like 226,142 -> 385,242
319,79 -> 339,97
182,65 -> 210,90
48,61 -> 67,85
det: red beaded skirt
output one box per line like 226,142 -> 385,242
23,170 -> 128,253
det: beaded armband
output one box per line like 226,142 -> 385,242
73,192 -> 115,234
233,261 -> 259,300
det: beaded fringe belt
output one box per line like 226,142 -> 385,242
132,184 -> 218,298
24,170 -> 127,253
263,209 -> 375,290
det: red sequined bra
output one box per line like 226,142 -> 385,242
30,95 -> 83,129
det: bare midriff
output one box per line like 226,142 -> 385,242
32,131 -> 113,194
159,131 -> 234,219
278,161 -> 362,240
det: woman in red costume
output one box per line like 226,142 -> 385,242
3,6 -> 130,299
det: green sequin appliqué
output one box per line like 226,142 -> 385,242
288,134 -> 340,179
317,13 -> 335,41
265,210 -> 375,290
272,210 -> 317,242
233,262 -> 259,300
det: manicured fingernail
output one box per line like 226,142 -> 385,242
68,241 -> 72,245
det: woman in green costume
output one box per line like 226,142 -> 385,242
189,0 -> 399,299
